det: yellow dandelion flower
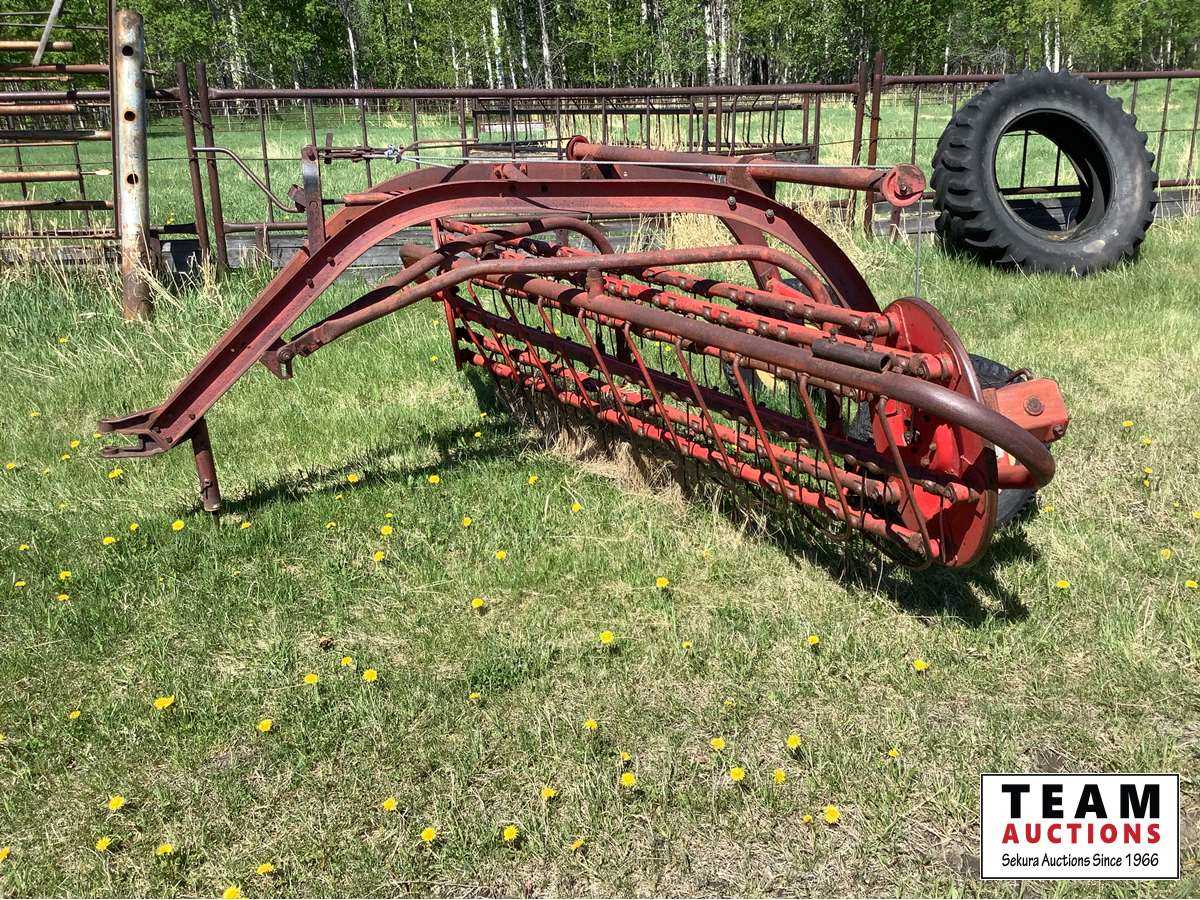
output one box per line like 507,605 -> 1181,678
807,634 -> 820,647
340,655 -> 355,667
60,453 -> 71,461
303,673 -> 319,685
58,570 -> 71,581
428,474 -> 441,485
222,887 -> 242,900
802,814 -> 813,824
709,736 -> 726,751
461,516 -> 473,527
107,795 -> 126,812
4,462 -> 16,471
107,467 -> 123,480
1144,466 -> 1154,475
570,501 -> 582,513
14,581 -> 25,589
619,771 -> 637,789
471,597 -> 486,610
170,519 -> 185,532
680,639 -> 693,650
823,804 -> 841,825
1193,510 -> 1200,520
55,593 -> 70,602
786,733 -> 802,751
540,785 -> 558,801
372,550 -> 385,563
128,522 -> 139,532
527,474 -> 539,485
619,750 -> 632,764
1055,579 -> 1071,589
153,695 -> 175,711
729,766 -> 746,782
255,862 -> 275,875
655,576 -> 670,589
335,492 -> 344,500
888,746 -> 901,759
380,524 -> 394,536
1141,436 -> 1152,446
570,837 -> 586,852
362,668 -> 378,682
502,824 -> 520,843
346,473 -> 360,484
155,842 -> 174,856
495,549 -> 507,560
325,521 -> 337,529
381,796 -> 398,812
582,717 -> 598,732
17,543 -> 29,551
420,826 -> 438,844
468,691 -> 482,702
67,708 -> 81,720
94,835 -> 112,852
1186,580 -> 1198,589
257,718 -> 273,733
384,512 -> 394,519
1121,420 -> 1133,428
598,630 -> 614,646
723,697 -> 736,710
430,355 -> 439,363
102,535 -> 117,546
1159,548 -> 1173,560
0,846 -> 9,863
773,768 -> 787,784
912,658 -> 930,672
70,440 -> 81,449
239,521 -> 251,530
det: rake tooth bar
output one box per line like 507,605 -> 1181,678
99,138 -> 1070,570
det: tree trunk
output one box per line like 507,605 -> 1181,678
536,0 -> 554,88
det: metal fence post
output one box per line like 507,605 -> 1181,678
194,61 -> 229,273
176,60 -> 210,265
113,9 -> 150,319
863,50 -> 885,237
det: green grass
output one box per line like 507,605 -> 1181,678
1,210 -> 1199,897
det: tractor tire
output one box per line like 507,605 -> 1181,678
932,68 -> 1157,275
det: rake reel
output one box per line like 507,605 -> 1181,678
99,137 -> 1069,569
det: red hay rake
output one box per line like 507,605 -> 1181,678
99,137 -> 1069,569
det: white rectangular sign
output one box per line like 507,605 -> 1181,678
980,774 -> 1179,880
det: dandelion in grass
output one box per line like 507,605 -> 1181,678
1159,548 -> 1173,560
380,524 -> 394,537
709,736 -> 726,752
619,750 -> 632,765
14,580 -> 25,589
540,785 -> 558,801
60,453 -> 71,462
362,668 -> 378,682
502,824 -> 520,843
1055,579 -> 1071,590
155,842 -> 174,857
570,501 -> 581,513
474,430 -> 482,439
598,630 -> 614,646
471,597 -> 486,612
620,771 -> 637,789
912,658 -> 930,672
107,795 -> 126,812
39,467 -> 49,476
888,746 -> 901,759
773,768 -> 787,785
655,576 -> 670,589
239,521 -> 251,530
255,862 -> 275,875
335,492 -> 345,500
1143,466 -> 1154,475
807,634 -> 820,648
381,796 -> 398,812
1122,420 -> 1133,429
802,814 -> 813,824
570,837 -> 586,852
0,846 -> 10,863
94,835 -> 112,852
221,888 -> 242,900
56,593 -> 70,602
67,709 -> 81,720
4,462 -> 16,472
494,549 -> 508,561
153,695 -> 175,711
428,474 -> 441,485
346,473 -> 360,484
303,673 -> 319,686
823,804 -> 841,825
723,697 -> 736,710
102,535 -> 117,546
468,691 -> 482,703
58,570 -> 71,581
729,766 -> 746,783
527,474 -> 539,486
430,355 -> 439,363
340,655 -> 355,668
1141,436 -> 1152,446
17,544 -> 29,552
1193,511 -> 1200,521
170,519 -> 185,532
128,522 -> 139,532
420,826 -> 438,844
69,439 -> 80,450
786,733 -> 802,752
582,717 -> 598,732
461,516 -> 473,528
257,718 -> 273,733
1186,580 -> 1198,590
680,639 -> 693,651
107,467 -> 123,480
372,550 -> 385,563
325,521 -> 337,529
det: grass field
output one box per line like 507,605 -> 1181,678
1,204 -> 1199,897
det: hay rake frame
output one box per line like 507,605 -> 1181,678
99,137 -> 1068,569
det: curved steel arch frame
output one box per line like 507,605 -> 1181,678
99,152 -> 1069,570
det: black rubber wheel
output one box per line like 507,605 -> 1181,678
932,68 -> 1157,275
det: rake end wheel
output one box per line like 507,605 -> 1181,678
99,139 -> 1070,571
